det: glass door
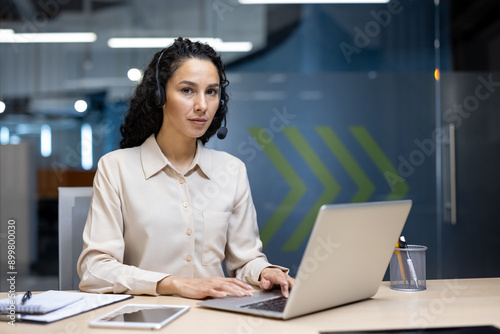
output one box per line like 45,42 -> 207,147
440,72 -> 500,278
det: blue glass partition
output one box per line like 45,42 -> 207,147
208,72 -> 438,277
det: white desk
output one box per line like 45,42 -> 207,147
2,278 -> 500,333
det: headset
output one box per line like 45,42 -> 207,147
155,49 -> 227,139
154,50 -> 167,108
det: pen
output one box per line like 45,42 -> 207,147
399,236 -> 419,288
22,290 -> 32,305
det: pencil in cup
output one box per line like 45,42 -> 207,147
394,241 -> 407,284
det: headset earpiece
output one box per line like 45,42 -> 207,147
216,86 -> 227,139
155,50 -> 167,108
218,87 -> 223,106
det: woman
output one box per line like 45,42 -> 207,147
77,37 -> 294,299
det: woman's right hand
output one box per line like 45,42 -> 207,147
156,276 -> 254,299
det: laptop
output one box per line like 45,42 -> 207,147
198,200 -> 413,320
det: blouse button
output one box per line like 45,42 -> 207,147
186,255 -> 192,262
179,178 -> 185,184
182,202 -> 189,208
186,228 -> 192,236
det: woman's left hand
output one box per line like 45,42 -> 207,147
259,267 -> 295,298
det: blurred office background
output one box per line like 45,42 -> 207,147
0,0 -> 499,292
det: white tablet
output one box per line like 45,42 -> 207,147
89,303 -> 190,330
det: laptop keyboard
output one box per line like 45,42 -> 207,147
241,296 -> 288,312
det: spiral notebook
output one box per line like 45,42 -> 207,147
0,290 -> 83,314
0,290 -> 133,323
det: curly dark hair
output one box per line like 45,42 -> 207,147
120,37 -> 229,148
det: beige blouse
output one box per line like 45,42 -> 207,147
77,135 -> 283,296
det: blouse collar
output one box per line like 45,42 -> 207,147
140,134 -> 212,180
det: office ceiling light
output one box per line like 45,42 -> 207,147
239,0 -> 389,3
0,30 -> 96,43
213,42 -> 253,52
81,124 -> 93,170
40,125 -> 52,157
74,100 -> 88,113
0,127 -> 9,145
107,37 -> 253,52
127,68 -> 143,81
0,101 -> 5,113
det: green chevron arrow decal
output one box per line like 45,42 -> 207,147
248,127 -> 306,246
248,125 -> 410,253
316,127 -> 375,203
282,127 -> 341,251
349,126 -> 409,200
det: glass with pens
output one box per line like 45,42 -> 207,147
390,236 -> 427,291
